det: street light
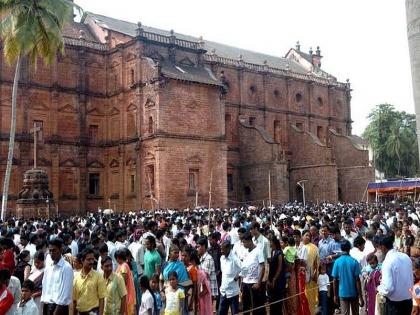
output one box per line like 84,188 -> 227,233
297,180 -> 308,206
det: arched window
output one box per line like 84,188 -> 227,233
130,69 -> 135,85
295,93 -> 303,103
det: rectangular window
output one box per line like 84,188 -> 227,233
227,174 -> 234,192
337,128 -> 342,134
225,114 -> 231,142
296,122 -> 303,130
188,169 -> 199,191
89,125 -> 99,143
249,117 -> 256,126
33,120 -> 43,142
89,173 -> 100,195
130,174 -> 135,193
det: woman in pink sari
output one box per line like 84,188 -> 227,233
116,248 -> 137,315
190,251 -> 212,315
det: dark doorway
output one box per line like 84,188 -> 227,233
296,185 -> 303,202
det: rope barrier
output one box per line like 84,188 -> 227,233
240,279 -> 334,314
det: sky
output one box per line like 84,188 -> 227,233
74,0 -> 414,136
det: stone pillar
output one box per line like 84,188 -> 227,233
406,0 -> 420,165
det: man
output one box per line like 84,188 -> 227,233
332,240 -> 364,315
73,248 -> 107,315
218,241 -> 241,315
71,229 -> 81,257
377,235 -> 413,315
229,221 -> 240,244
41,237 -> 74,315
106,231 -> 117,270
239,232 -> 265,315
101,256 -> 127,315
249,222 -> 270,287
309,225 -> 320,246
197,237 -> 219,302
232,227 -> 247,262
341,219 -> 358,246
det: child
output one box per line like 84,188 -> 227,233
150,274 -> 163,315
364,254 -> 381,315
16,279 -> 38,315
317,264 -> 329,315
189,251 -> 212,315
282,236 -> 297,287
139,275 -> 156,315
164,271 -> 185,315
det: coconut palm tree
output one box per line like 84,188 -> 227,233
0,0 -> 80,220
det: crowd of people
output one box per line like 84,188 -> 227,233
0,201 -> 418,315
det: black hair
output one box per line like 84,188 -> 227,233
146,235 -> 156,248
340,240 -> 351,252
17,250 -> 30,262
49,237 -> 64,248
101,255 -> 113,266
379,235 -> 394,250
189,250 -> 201,265
115,249 -> 127,261
197,237 -> 208,249
168,271 -> 178,280
0,269 -> 11,284
242,232 -> 253,242
22,279 -> 35,291
34,250 -> 45,262
139,275 -> 157,311
99,243 -> 108,254
80,248 -> 95,260
353,236 -> 366,248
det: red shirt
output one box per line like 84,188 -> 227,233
0,287 -> 14,313
0,249 -> 15,274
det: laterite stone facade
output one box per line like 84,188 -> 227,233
0,12 -> 373,214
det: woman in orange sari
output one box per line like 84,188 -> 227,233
115,248 -> 137,315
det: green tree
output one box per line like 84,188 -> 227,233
0,0 -> 80,220
363,104 -> 419,178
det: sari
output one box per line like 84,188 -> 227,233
282,261 -> 299,315
365,268 -> 381,315
116,262 -> 136,315
162,261 -> 190,283
304,243 -> 319,314
297,266 -> 311,315
196,269 -> 212,315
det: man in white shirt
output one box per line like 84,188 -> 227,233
41,237 -> 74,315
16,279 -> 39,315
232,228 -> 247,262
249,222 -> 270,285
377,235 -> 413,315
219,241 -> 241,315
341,220 -> 358,246
228,221 -> 240,244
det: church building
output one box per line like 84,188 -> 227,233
0,10 -> 374,214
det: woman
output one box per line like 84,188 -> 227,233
14,250 -> 31,284
115,249 -> 136,315
302,230 -> 320,314
161,245 -> 190,286
190,251 -> 212,315
267,236 -> 286,315
27,250 -> 45,313
125,248 -> 141,314
182,247 -> 197,314
0,238 -> 16,274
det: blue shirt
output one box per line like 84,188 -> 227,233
331,254 -> 361,298
318,237 -> 334,260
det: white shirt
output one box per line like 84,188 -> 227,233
15,298 -> 39,315
220,252 -> 242,298
297,243 -> 308,261
128,241 -> 145,275
229,228 -> 240,244
24,244 -> 36,266
253,234 -> 271,260
41,256 -> 74,306
341,231 -> 358,246
70,240 -> 79,257
377,249 -> 413,301
232,241 -> 247,262
317,274 -> 329,292
139,290 -> 154,315
240,246 -> 264,284
350,247 -> 367,271
6,276 -> 21,315
363,240 -> 375,257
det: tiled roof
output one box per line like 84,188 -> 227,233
159,60 -> 222,86
83,12 -> 308,74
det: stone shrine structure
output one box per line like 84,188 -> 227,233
0,9 -> 374,215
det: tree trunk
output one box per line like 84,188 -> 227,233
1,55 -> 21,220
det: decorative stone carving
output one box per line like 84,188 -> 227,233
16,169 -> 55,218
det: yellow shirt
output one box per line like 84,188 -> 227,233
104,272 -> 127,315
73,269 -> 107,312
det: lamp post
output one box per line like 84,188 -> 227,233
297,180 -> 308,206
46,197 -> 50,219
